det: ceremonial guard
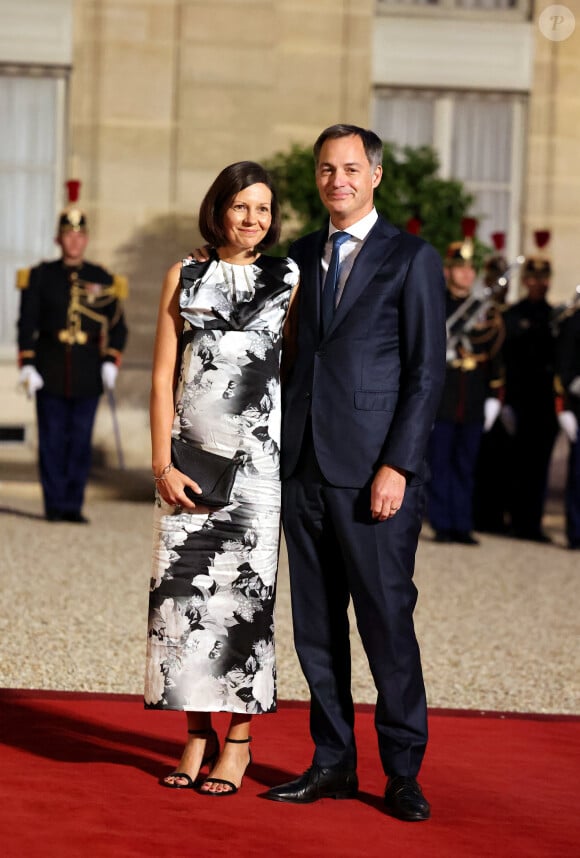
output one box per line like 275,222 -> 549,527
427,219 -> 505,544
473,232 -> 515,533
17,180 -> 129,523
501,231 -> 558,542
555,289 -> 580,549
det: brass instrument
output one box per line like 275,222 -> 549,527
446,255 -> 524,366
492,255 -> 526,295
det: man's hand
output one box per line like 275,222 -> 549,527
19,366 -> 44,398
101,362 -> 118,391
483,397 -> 501,432
189,245 -> 211,263
558,410 -> 578,443
370,465 -> 406,522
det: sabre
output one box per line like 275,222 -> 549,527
106,388 -> 126,470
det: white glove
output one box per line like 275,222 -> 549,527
19,365 -> 44,398
569,376 -> 580,398
101,362 -> 118,391
500,404 -> 517,436
558,410 -> 578,443
483,397 -> 501,432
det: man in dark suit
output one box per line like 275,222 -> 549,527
264,125 -> 446,820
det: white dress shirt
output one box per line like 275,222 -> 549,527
322,208 -> 379,306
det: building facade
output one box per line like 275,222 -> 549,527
1,0 -> 578,453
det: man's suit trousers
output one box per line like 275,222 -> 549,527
282,429 -> 428,778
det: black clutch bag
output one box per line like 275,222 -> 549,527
171,437 -> 242,507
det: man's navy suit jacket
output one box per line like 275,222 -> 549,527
282,216 -> 447,487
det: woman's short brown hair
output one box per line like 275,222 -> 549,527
198,161 -> 281,251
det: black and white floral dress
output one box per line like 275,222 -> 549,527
145,254 -> 299,714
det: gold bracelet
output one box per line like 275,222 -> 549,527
153,462 -> 173,482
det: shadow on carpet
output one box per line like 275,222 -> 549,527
0,690 -> 577,858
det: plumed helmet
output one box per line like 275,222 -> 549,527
483,231 -> 508,277
57,179 -> 87,233
522,230 -> 552,277
445,217 -> 477,266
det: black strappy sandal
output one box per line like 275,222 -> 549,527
161,728 -> 220,789
199,736 -> 252,796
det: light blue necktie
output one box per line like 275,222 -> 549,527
321,231 -> 350,336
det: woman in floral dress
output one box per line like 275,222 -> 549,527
145,162 -> 299,795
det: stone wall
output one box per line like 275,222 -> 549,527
69,0 -> 373,366
5,1 -> 578,468
68,0 -> 580,350
525,0 -> 580,303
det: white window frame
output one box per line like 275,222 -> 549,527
373,87 -> 527,270
0,65 -> 67,357
375,0 -> 532,21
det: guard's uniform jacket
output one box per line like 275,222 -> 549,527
427,291 -> 505,539
501,296 -> 558,539
17,259 -> 128,396
436,292 -> 505,423
502,297 -> 557,422
556,306 -> 580,422
556,306 -> 580,547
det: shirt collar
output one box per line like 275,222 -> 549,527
328,208 -> 378,242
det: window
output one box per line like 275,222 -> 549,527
0,69 -> 65,353
373,88 -> 526,260
376,0 -> 530,15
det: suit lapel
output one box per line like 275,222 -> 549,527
325,218 -> 401,338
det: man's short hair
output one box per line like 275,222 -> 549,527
198,161 -> 281,251
313,124 -> 383,170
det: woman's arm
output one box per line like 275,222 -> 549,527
150,262 -> 201,508
150,261 -> 182,472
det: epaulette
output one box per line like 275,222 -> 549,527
112,274 -> 129,300
16,268 -> 31,290
554,375 -> 565,396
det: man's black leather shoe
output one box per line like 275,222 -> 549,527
384,776 -> 430,821
264,765 -> 358,803
512,529 -> 552,544
452,530 -> 480,546
62,512 -> 90,524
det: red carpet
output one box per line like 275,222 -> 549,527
0,689 -> 577,857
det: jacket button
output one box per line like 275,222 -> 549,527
305,392 -> 311,399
